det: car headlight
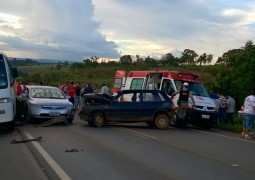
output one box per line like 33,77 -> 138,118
0,98 -> 11,103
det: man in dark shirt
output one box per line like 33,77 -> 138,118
172,82 -> 190,129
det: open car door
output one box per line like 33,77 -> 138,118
111,70 -> 126,94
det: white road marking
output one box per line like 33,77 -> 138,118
192,129 -> 255,144
23,131 -> 72,180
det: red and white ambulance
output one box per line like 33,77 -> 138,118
112,69 -> 217,129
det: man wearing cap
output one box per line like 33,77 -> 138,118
172,82 -> 191,129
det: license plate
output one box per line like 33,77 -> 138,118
49,111 -> 60,116
202,114 -> 210,119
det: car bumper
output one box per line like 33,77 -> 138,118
29,108 -> 75,119
186,109 -> 217,128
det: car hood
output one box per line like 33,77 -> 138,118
83,93 -> 112,103
29,98 -> 72,106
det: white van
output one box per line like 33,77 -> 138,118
0,52 -> 19,131
112,70 -> 217,129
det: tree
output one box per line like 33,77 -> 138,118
181,49 -> 198,65
160,53 -> 179,66
120,55 -> 133,65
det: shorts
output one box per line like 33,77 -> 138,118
243,113 -> 255,130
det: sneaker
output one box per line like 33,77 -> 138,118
244,134 -> 254,140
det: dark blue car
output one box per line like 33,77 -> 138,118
78,90 -> 174,129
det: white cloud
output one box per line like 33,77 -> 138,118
0,0 -> 254,62
0,0 -> 119,61
92,0 -> 255,59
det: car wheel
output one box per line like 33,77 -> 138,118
23,107 -> 30,124
92,112 -> 105,127
154,114 -> 170,129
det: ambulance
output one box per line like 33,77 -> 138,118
112,70 -> 217,129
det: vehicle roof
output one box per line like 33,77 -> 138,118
127,70 -> 200,83
119,89 -> 164,93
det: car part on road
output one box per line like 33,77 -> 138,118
65,148 -> 83,152
10,136 -> 42,144
36,116 -> 69,127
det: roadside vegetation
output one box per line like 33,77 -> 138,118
13,40 -> 255,133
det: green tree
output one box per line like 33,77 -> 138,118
120,55 -> 133,65
160,53 -> 179,66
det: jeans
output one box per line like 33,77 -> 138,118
74,96 -> 81,108
225,112 -> 234,125
243,113 -> 255,130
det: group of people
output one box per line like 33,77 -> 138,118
211,92 -> 236,126
59,81 -> 111,109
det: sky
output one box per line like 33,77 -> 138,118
0,0 -> 254,62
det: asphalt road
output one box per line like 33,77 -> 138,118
1,114 -> 255,180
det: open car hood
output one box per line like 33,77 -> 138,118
82,93 -> 112,103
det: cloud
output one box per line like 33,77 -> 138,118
0,0 -> 119,61
92,0 -> 255,59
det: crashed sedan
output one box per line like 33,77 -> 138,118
20,85 -> 75,123
78,90 -> 174,129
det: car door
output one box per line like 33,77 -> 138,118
109,92 -> 141,122
140,91 -> 165,121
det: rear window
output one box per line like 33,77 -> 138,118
142,91 -> 164,102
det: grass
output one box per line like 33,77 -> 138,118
215,114 -> 243,133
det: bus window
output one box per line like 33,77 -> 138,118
0,59 -> 8,89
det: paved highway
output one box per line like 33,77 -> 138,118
1,114 -> 255,180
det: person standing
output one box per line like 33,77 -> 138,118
16,79 -> 23,120
217,93 -> 227,125
67,81 -> 75,105
242,90 -> 255,139
74,82 -> 81,109
172,82 -> 190,129
101,83 -> 110,95
225,94 -> 236,125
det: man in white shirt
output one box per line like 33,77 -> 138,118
101,83 -> 110,95
242,90 -> 255,139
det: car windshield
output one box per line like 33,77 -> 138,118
0,59 -> 8,89
189,83 -> 210,97
175,81 -> 210,97
30,87 -> 66,99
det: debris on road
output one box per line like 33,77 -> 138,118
65,148 -> 83,152
10,136 -> 42,144
36,116 -> 69,127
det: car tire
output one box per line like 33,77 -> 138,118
92,112 -> 105,127
154,114 -> 170,129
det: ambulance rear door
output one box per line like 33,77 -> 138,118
112,70 -> 126,95
144,72 -> 163,90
